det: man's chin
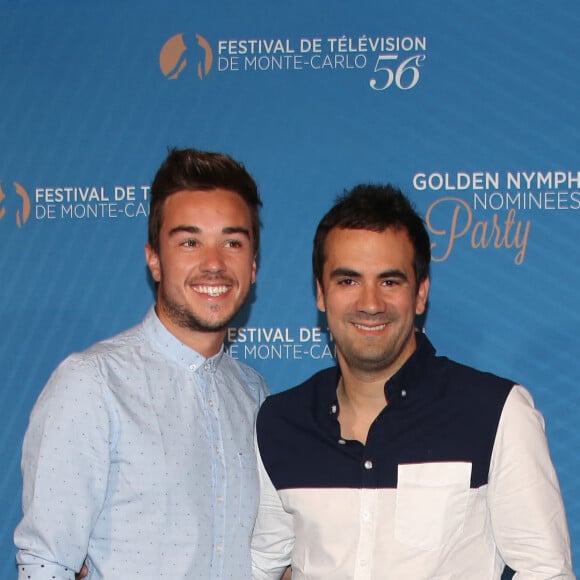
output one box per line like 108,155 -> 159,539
190,320 -> 231,333
158,291 -> 248,335
159,304 -> 233,334
185,305 -> 242,333
177,311 -> 234,333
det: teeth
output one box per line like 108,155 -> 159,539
194,285 -> 229,296
354,323 -> 386,331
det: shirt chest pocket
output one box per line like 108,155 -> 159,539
395,462 -> 471,551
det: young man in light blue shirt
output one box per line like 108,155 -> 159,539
15,148 -> 269,579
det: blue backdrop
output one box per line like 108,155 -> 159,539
1,1 -> 579,576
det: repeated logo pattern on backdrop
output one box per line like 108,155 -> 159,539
1,2 -> 579,577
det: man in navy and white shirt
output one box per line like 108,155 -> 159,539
251,184 -> 574,579
15,148 -> 268,579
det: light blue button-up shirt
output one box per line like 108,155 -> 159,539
15,307 -> 268,579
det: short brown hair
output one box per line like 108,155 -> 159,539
148,148 -> 262,254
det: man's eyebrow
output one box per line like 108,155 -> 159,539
168,225 -> 200,236
222,226 -> 251,239
167,225 -> 251,238
329,267 -> 361,279
328,267 -> 409,280
378,269 -> 408,280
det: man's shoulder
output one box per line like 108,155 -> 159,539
441,355 -> 514,394
60,319 -> 146,367
416,333 -> 515,401
41,316 -> 152,393
428,354 -> 516,421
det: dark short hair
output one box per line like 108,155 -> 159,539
148,147 -> 262,253
313,183 -> 431,288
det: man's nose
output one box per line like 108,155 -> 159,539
200,246 -> 226,272
357,283 -> 384,314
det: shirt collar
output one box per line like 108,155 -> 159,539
317,331 -> 438,416
383,331 -> 437,406
142,306 -> 225,373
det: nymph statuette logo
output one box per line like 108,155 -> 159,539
160,33 -> 213,80
0,180 -> 30,228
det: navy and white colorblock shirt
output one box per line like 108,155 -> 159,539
251,333 -> 574,579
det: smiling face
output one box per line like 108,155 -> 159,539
316,226 -> 429,379
145,188 -> 257,355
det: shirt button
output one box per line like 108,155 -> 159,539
338,438 -> 346,445
208,400 -> 214,407
216,544 -> 223,552
188,363 -> 196,371
364,460 -> 373,470
401,389 -> 407,397
362,511 -> 370,521
331,404 -> 337,414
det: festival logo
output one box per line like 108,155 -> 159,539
0,180 -> 30,228
0,181 -> 151,224
159,31 -> 428,91
159,33 -> 213,80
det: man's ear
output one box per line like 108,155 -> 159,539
316,280 -> 326,312
415,276 -> 430,316
145,243 -> 161,283
251,255 -> 257,284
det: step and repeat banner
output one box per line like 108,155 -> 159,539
1,0 -> 579,575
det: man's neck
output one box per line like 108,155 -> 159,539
154,307 -> 226,359
336,371 -> 389,445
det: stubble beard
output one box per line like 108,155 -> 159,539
339,315 -> 415,375
159,283 -> 250,333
